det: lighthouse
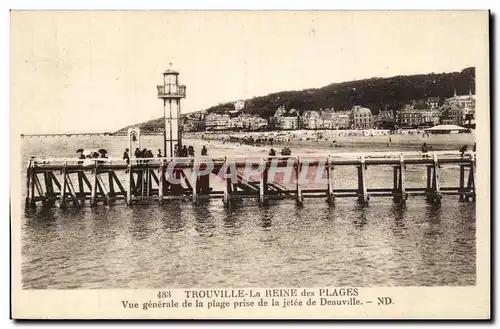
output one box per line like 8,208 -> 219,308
157,67 -> 186,158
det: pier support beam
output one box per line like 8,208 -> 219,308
326,156 -> 335,205
126,164 -> 133,205
393,154 -> 407,203
91,161 -> 99,207
426,154 -> 442,204
29,161 -> 37,209
223,158 -> 232,207
191,159 -> 199,204
467,160 -> 476,202
259,158 -> 268,205
357,156 -> 368,204
296,157 -> 303,205
25,161 -> 32,208
59,162 -> 68,208
459,164 -> 466,202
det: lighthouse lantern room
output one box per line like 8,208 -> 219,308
157,68 -> 186,158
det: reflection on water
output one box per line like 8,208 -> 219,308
22,198 -> 475,289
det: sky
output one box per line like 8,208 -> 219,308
11,11 -> 488,133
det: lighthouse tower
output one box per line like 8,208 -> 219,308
157,67 -> 186,158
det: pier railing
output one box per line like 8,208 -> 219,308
25,151 -> 476,208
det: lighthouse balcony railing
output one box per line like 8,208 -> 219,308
157,85 -> 186,97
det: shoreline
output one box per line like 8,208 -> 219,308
184,131 -> 475,154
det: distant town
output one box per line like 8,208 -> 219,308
175,89 -> 475,133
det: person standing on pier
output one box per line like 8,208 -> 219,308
135,148 -> 141,159
157,149 -> 162,158
188,145 -> 195,157
421,142 -> 429,158
459,144 -> 468,157
76,149 -> 85,165
269,148 -> 276,156
201,145 -> 208,156
182,145 -> 188,157
77,149 -> 85,159
123,148 -> 130,164
174,145 -> 179,157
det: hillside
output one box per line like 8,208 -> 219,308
116,67 -> 475,133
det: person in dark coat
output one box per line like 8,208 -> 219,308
188,145 -> 195,157
421,142 -> 428,158
269,148 -> 276,156
123,148 -> 130,164
135,148 -> 141,158
459,144 -> 468,157
201,145 -> 208,156
157,149 -> 162,158
182,145 -> 188,157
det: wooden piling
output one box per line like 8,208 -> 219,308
223,158 -> 231,207
459,164 -> 466,202
78,172 -> 84,199
159,161 -> 165,204
393,166 -> 399,201
357,155 -> 368,204
97,174 -> 110,205
429,153 -> 442,204
108,171 -> 115,196
259,158 -> 268,205
59,162 -> 68,208
467,160 -> 476,202
91,160 -> 98,207
326,156 -> 335,204
65,173 -> 80,207
296,157 -> 303,205
43,172 -> 54,206
29,160 -> 36,208
25,161 -> 32,208
191,159 -> 198,204
398,154 -> 406,203
127,164 -> 133,205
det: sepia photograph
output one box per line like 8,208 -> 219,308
10,10 -> 490,319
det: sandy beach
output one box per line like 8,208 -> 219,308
184,129 -> 476,157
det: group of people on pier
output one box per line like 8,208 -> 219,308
268,147 -> 292,156
119,145 -> 209,164
173,144 -> 207,157
76,148 -> 108,160
419,142 -> 476,158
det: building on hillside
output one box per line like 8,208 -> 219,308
302,110 -> 321,129
439,89 -> 476,126
271,106 -> 300,130
374,109 -> 396,129
426,96 -> 440,109
350,106 -> 373,129
421,110 -> 440,126
320,110 -> 350,129
398,105 -> 439,127
377,109 -> 395,121
205,113 -> 231,130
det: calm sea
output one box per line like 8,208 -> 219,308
20,135 -> 476,288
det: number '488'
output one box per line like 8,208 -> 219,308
157,291 -> 171,298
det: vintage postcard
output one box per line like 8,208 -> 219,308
10,10 -> 490,319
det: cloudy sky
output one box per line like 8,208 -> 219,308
11,11 -> 488,133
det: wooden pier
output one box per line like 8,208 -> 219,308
24,151 -> 476,209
